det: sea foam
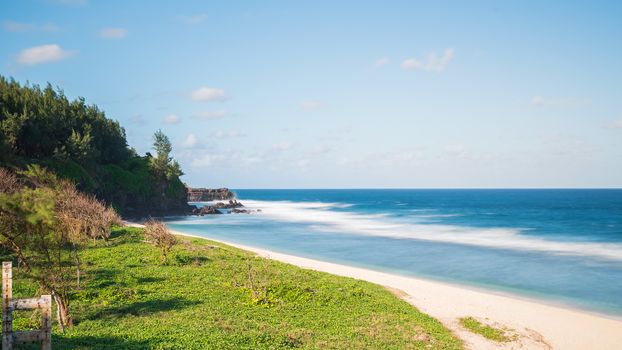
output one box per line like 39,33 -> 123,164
231,199 -> 622,262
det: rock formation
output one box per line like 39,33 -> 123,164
187,187 -> 235,201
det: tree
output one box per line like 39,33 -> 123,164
151,129 -> 172,177
0,75 -> 189,216
0,166 -> 120,331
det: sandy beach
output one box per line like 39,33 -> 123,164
128,222 -> 622,349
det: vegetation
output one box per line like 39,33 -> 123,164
459,317 -> 511,342
7,227 -> 463,349
0,75 -> 463,349
0,166 -> 119,330
0,76 -> 188,217
143,219 -> 177,263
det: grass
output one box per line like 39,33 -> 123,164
9,226 -> 463,349
459,316 -> 511,342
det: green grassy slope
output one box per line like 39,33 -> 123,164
10,227 -> 462,350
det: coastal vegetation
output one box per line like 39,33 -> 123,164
459,316 -> 512,342
7,226 -> 463,349
0,166 -> 120,331
0,76 -> 462,348
0,75 -> 188,217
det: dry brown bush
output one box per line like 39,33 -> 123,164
144,219 -> 177,262
56,181 -> 121,242
0,167 -> 20,193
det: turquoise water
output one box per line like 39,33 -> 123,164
164,189 -> 622,317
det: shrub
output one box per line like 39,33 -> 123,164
0,167 -> 20,193
143,220 -> 177,262
0,165 -> 121,331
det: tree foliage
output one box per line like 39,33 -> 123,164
0,76 -> 189,216
0,166 -> 120,330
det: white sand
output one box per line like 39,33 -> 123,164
129,222 -> 622,349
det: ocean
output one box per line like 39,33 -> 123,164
164,189 -> 622,317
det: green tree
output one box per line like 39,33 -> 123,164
0,166 -> 120,331
0,76 -> 189,216
151,129 -> 172,177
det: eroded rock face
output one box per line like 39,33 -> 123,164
192,206 -> 223,215
214,200 -> 244,209
187,187 -> 235,202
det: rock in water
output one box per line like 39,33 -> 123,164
187,187 -> 235,201
192,206 -> 223,215
214,200 -> 244,209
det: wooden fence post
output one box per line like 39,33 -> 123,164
2,261 -> 12,350
1,262 -> 52,350
40,295 -> 51,350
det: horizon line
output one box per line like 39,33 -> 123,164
196,187 -> 622,190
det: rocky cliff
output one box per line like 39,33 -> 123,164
187,187 -> 236,201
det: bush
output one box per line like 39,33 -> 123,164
0,167 -> 19,193
0,165 -> 122,331
143,220 -> 176,262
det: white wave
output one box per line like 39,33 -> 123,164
413,214 -> 464,218
238,199 -> 622,262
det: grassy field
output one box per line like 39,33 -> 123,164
10,227 -> 462,349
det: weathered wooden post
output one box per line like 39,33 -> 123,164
41,295 -> 52,350
1,262 -> 52,350
2,261 -> 12,350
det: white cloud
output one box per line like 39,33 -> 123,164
3,21 -> 62,33
541,134 -> 596,156
212,129 -> 246,139
191,153 -> 225,167
191,87 -> 228,102
375,57 -> 389,67
309,144 -> 332,155
100,27 -> 127,39
182,133 -> 199,148
300,100 -> 323,111
163,114 -> 181,124
194,110 -> 227,121
228,130 -> 245,138
16,44 -> 76,65
443,144 -> 467,158
604,118 -> 622,130
297,159 -> 311,172
531,95 -> 545,106
402,48 -> 455,72
129,114 -> 147,124
401,58 -> 422,70
2,21 -> 33,32
177,13 -> 208,25
41,23 -> 61,32
272,141 -> 291,151
530,96 -> 591,108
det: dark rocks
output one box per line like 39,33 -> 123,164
187,187 -> 235,202
192,206 -> 222,215
228,208 -> 262,214
214,200 -> 244,209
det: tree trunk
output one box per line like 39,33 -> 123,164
75,252 -> 82,289
52,293 -> 72,332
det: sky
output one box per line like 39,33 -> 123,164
1,0 -> 621,188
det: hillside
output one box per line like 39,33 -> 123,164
0,76 -> 189,217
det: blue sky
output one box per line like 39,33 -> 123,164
1,0 -> 621,188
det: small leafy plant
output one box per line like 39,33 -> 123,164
459,316 -> 512,342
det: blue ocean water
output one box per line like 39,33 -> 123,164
164,189 -> 622,317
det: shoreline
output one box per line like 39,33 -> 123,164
126,221 -> 622,349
